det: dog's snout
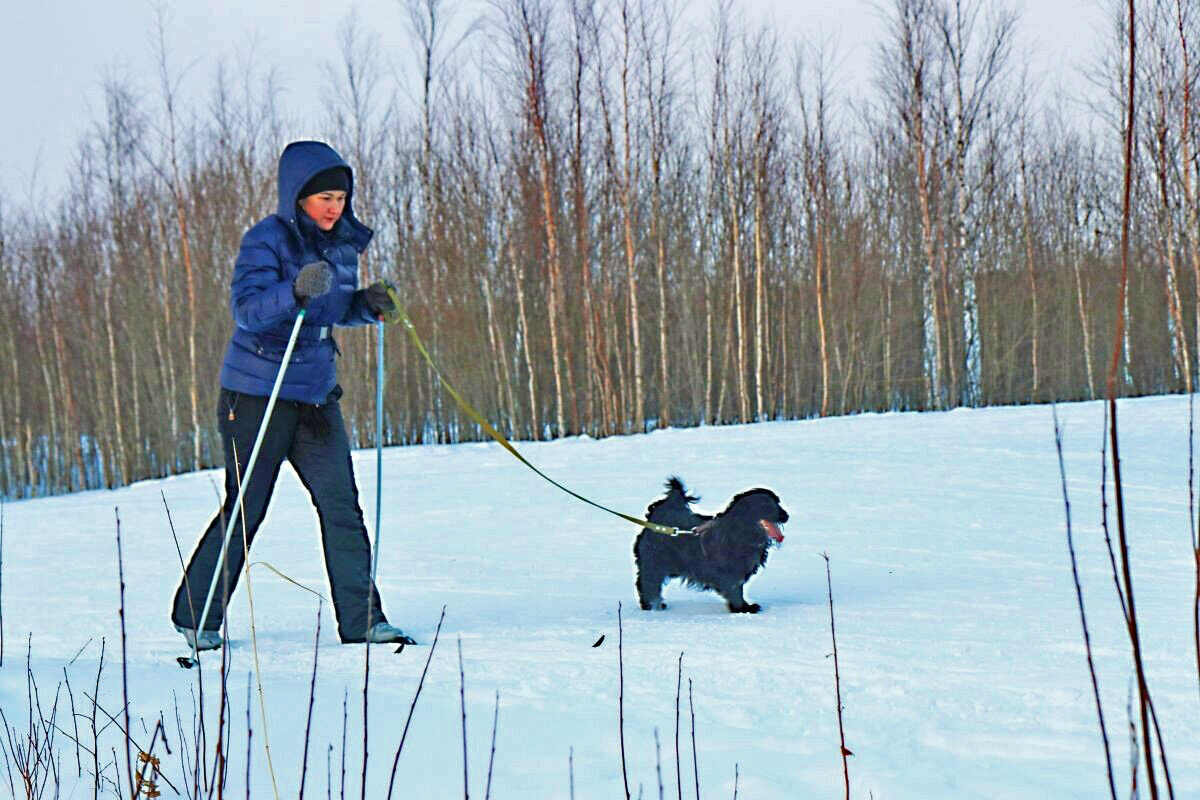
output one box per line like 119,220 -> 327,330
779,508 -> 790,523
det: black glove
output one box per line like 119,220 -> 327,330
294,262 -> 333,304
364,281 -> 399,322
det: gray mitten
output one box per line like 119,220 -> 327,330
294,261 -> 333,303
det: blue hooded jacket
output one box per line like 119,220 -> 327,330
219,141 -> 376,404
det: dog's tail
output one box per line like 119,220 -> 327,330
665,476 -> 701,504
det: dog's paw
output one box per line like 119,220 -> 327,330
640,600 -> 668,611
730,603 -> 760,614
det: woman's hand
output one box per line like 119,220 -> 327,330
364,281 -> 400,323
294,261 -> 333,305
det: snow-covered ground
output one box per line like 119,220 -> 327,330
2,395 -> 1197,798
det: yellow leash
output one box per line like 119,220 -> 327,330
383,286 -> 686,537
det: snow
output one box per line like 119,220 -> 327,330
1,395 -> 1197,798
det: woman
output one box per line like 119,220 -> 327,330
171,140 -> 413,650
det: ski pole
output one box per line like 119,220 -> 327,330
371,319 -> 384,586
180,309 -> 307,669
363,319 -> 385,640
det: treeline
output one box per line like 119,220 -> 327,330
0,0 -> 1196,498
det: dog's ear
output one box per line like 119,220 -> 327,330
724,488 -> 786,521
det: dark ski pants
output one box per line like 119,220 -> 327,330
172,387 -> 386,643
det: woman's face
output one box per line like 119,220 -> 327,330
300,191 -> 347,231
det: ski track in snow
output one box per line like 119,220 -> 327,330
1,395 -> 1198,798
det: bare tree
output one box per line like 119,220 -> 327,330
1144,0 -> 1192,392
570,0 -> 602,435
638,0 -> 679,429
1016,79 -> 1041,398
152,12 -> 203,471
747,28 -> 781,421
797,43 -> 834,417
1177,0 -> 1200,391
881,0 -> 946,409
509,0 -> 570,437
935,0 -> 1015,405
593,0 -> 649,432
710,2 -> 752,423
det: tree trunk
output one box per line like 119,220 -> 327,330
1150,23 -> 1192,393
884,279 -> 894,406
2,316 -> 19,495
169,185 -> 200,470
620,168 -> 644,434
597,211 -> 621,434
1020,145 -> 1040,399
1071,248 -> 1097,400
153,209 -> 181,468
103,276 -> 129,487
482,273 -> 517,438
704,276 -> 714,424
753,164 -> 767,422
0,372 -> 10,495
814,205 -> 831,417
1178,0 -> 1200,393
51,311 -> 83,491
936,220 -> 959,403
619,8 -> 645,433
32,294 -> 60,490
915,134 -> 944,408
715,282 -> 737,423
532,122 -> 568,439
571,29 -> 599,436
509,237 -> 539,440
724,152 -> 749,423
654,167 -> 670,430
22,422 -> 35,498
131,332 -> 144,479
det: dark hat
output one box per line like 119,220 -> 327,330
299,166 -> 350,198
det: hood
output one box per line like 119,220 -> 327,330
276,140 -> 373,252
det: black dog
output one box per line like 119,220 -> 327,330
634,477 -> 788,613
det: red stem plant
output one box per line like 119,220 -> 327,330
1106,3 -> 1173,796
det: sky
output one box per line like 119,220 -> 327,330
3,0 -> 1108,205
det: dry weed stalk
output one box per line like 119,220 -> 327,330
619,602 -> 630,800
1053,408 -> 1117,800
385,606 -> 446,800
822,553 -> 851,800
